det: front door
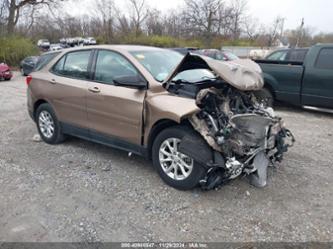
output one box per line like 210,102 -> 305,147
86,50 -> 146,145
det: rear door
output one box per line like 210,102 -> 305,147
86,49 -> 146,145
49,50 -> 92,129
302,47 -> 333,108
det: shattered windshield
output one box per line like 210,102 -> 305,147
131,50 -> 183,82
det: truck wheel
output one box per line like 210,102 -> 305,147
255,88 -> 274,107
152,126 -> 206,190
36,103 -> 66,144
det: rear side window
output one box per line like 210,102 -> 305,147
289,50 -> 308,62
94,50 -> 139,84
315,48 -> 333,69
52,50 -> 91,79
34,52 -> 60,71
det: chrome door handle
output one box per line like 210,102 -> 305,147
49,79 -> 56,84
88,86 -> 100,93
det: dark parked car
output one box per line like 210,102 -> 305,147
0,62 -> 13,81
192,49 -> 239,61
265,48 -> 309,63
255,44 -> 333,111
20,56 -> 39,76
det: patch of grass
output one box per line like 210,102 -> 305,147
0,36 -> 39,67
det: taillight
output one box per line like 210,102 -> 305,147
26,75 -> 32,86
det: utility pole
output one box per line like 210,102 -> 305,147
295,18 -> 304,48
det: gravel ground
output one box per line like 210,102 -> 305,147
0,73 -> 332,242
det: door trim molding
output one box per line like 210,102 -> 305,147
61,122 -> 148,157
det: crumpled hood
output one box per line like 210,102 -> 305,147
0,63 -> 10,72
163,53 -> 264,91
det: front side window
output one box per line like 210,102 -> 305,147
52,50 -> 91,79
266,50 -> 287,61
315,48 -> 333,69
94,50 -> 139,84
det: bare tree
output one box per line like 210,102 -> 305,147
92,0 -> 116,42
117,14 -> 131,36
162,10 -> 184,38
4,0 -> 65,34
266,16 -> 285,46
243,16 -> 259,41
128,0 -> 149,36
146,8 -> 163,36
229,0 -> 247,40
183,0 -> 223,45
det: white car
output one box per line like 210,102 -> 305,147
83,37 -> 97,45
49,44 -> 63,51
37,39 -> 50,48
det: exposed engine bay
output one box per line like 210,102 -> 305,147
164,53 -> 295,189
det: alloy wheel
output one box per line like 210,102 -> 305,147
38,110 -> 55,138
159,138 -> 193,180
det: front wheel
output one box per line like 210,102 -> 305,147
152,126 -> 206,190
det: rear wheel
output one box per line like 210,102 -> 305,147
152,126 -> 206,190
36,103 -> 66,144
254,88 -> 274,107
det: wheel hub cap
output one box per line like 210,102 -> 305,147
38,110 -> 55,138
159,138 -> 193,181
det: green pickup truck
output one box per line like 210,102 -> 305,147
255,44 -> 333,112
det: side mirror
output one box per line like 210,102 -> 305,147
113,75 -> 147,89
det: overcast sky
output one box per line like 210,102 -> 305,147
65,0 -> 333,34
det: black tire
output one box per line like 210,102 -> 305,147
35,103 -> 66,144
254,88 -> 274,107
152,126 -> 206,190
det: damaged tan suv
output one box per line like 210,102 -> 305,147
27,45 -> 294,190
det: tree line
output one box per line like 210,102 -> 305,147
1,0 -> 333,48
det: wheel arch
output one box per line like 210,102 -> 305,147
146,118 -> 191,159
33,99 -> 49,121
262,73 -> 278,99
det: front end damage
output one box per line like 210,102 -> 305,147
164,54 -> 295,189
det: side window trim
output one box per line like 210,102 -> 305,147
91,49 -> 148,86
